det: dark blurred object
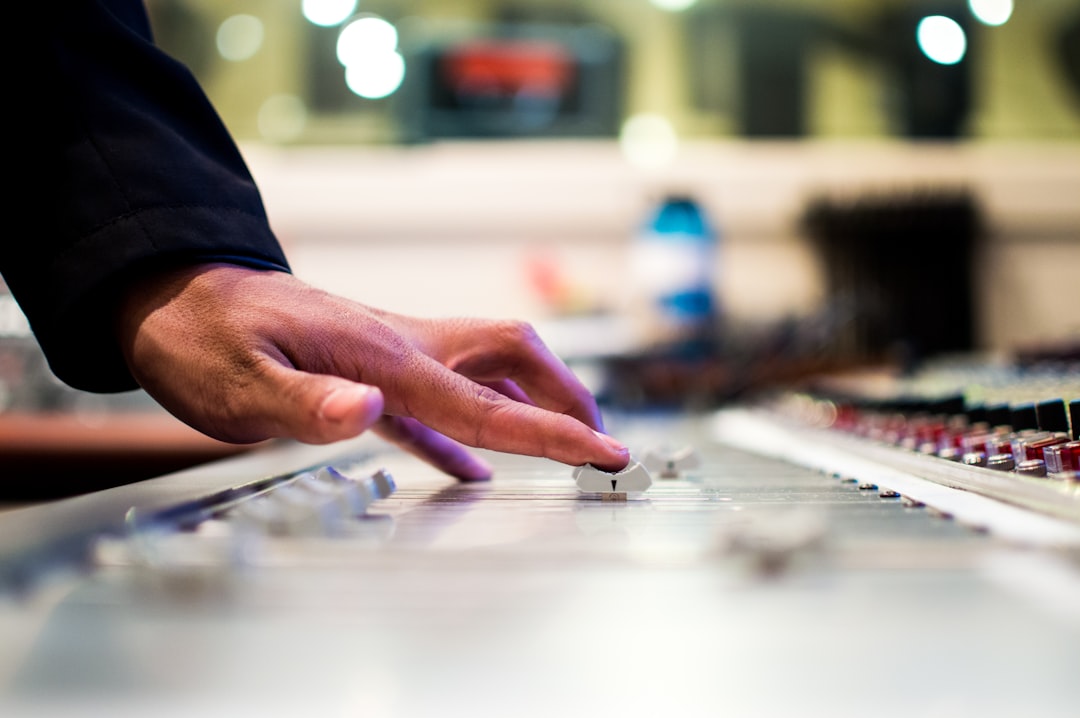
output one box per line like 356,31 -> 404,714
802,190 -> 981,364
597,311 -> 868,412
0,413 -> 258,502
687,1 -> 974,139
2,283 -> 253,502
729,8 -> 818,137
1057,9 -> 1080,106
1014,340 -> 1080,366
877,1 -> 973,138
687,6 -> 847,138
397,22 -> 623,140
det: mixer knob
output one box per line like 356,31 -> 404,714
962,452 -> 987,468
1036,399 -> 1070,434
573,460 -> 653,496
1010,404 -> 1039,432
1015,459 -> 1048,478
642,445 -> 702,478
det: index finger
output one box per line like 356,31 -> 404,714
442,320 -> 607,431
394,356 -> 629,471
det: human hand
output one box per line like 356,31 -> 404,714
116,263 -> 630,480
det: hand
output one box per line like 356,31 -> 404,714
115,263 -> 630,480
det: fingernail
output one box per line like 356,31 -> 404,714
593,430 -> 629,455
319,386 -> 375,424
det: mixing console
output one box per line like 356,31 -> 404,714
2,399 -> 1080,717
757,359 -> 1080,523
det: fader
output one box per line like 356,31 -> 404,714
572,459 -> 652,499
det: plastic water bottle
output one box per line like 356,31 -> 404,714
629,195 -> 718,352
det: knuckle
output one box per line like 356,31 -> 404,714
470,386 -> 555,458
497,319 -> 540,346
470,386 -> 514,447
474,383 -> 507,404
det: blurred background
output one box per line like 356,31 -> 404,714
134,0 -> 1079,350
2,0 -> 1079,495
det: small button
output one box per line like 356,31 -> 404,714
1015,459 -> 1048,478
986,404 -> 1012,428
938,447 -> 963,462
1044,443 -> 1080,476
299,471 -> 369,517
231,496 -> 285,535
1011,404 -> 1039,432
642,445 -> 701,478
1023,434 -> 1068,462
371,469 -> 396,499
270,484 -> 344,536
1036,399 -> 1070,434
986,454 -> 1015,472
962,452 -> 987,467
965,404 -> 987,424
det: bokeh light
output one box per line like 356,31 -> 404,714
337,16 -> 406,99
916,15 -> 967,65
302,0 -> 358,27
216,14 -> 264,62
969,0 -> 1013,27
649,0 -> 699,11
336,16 -> 399,67
344,53 -> 406,99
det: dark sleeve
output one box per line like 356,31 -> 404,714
1,0 -> 290,393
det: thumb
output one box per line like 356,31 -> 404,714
261,368 -> 385,444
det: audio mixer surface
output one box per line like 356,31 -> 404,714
2,410 -> 1080,717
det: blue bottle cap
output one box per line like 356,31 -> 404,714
650,197 -> 711,238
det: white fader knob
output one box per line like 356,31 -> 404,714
573,460 -> 652,498
642,445 -> 701,478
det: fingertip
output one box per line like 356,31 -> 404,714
590,429 -> 631,472
453,454 -> 494,482
434,443 -> 494,482
590,451 -> 631,473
